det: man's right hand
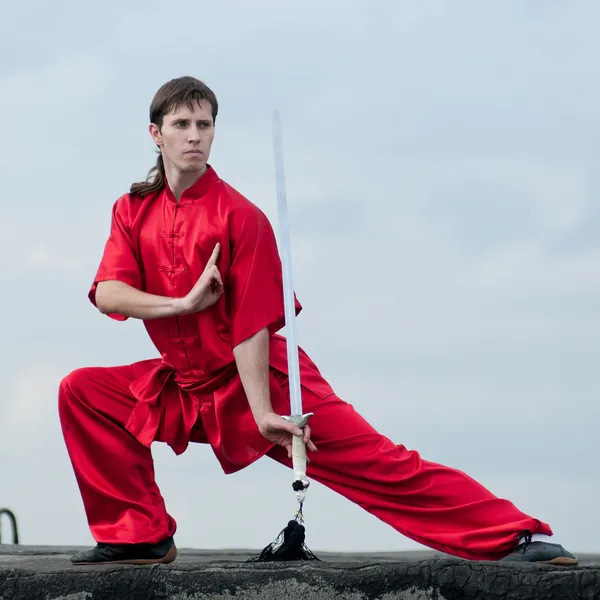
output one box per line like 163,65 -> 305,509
175,243 -> 224,314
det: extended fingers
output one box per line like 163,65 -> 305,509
212,266 -> 223,287
206,265 -> 224,297
206,243 -> 221,267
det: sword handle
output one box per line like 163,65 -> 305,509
284,412 -> 313,503
291,435 -> 309,502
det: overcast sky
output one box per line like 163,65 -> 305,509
1,0 -> 598,555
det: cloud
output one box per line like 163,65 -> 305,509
3,365 -> 66,455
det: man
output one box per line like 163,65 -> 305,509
58,76 -> 577,567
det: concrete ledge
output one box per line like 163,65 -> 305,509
1,546 -> 599,599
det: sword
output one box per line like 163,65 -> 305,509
247,112 -> 318,562
272,109 -> 313,509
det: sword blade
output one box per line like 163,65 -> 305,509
272,110 -> 303,417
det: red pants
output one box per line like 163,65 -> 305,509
58,363 -> 551,561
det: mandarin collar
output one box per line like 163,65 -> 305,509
164,165 -> 218,204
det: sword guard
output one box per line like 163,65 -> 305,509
282,413 -> 314,429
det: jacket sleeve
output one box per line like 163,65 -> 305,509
88,196 -> 142,321
227,204 -> 302,347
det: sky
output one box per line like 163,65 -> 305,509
1,0 -> 598,555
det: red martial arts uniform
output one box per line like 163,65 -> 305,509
58,166 -> 551,560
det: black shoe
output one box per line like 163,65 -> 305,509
71,536 -> 177,565
501,531 -> 577,566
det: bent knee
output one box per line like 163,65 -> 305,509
58,367 -> 96,403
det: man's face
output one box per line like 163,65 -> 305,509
149,99 -> 215,174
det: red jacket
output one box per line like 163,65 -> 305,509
89,166 -> 333,473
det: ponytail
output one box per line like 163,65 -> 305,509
130,153 -> 166,198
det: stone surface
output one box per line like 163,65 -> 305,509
1,546 -> 599,600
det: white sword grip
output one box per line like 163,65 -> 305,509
292,435 -> 307,480
292,434 -> 309,503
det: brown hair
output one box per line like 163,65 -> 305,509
130,76 -> 219,198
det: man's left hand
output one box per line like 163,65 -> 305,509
257,412 -> 317,459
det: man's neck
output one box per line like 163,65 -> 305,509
165,164 -> 207,201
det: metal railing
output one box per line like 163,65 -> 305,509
0,509 -> 19,545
